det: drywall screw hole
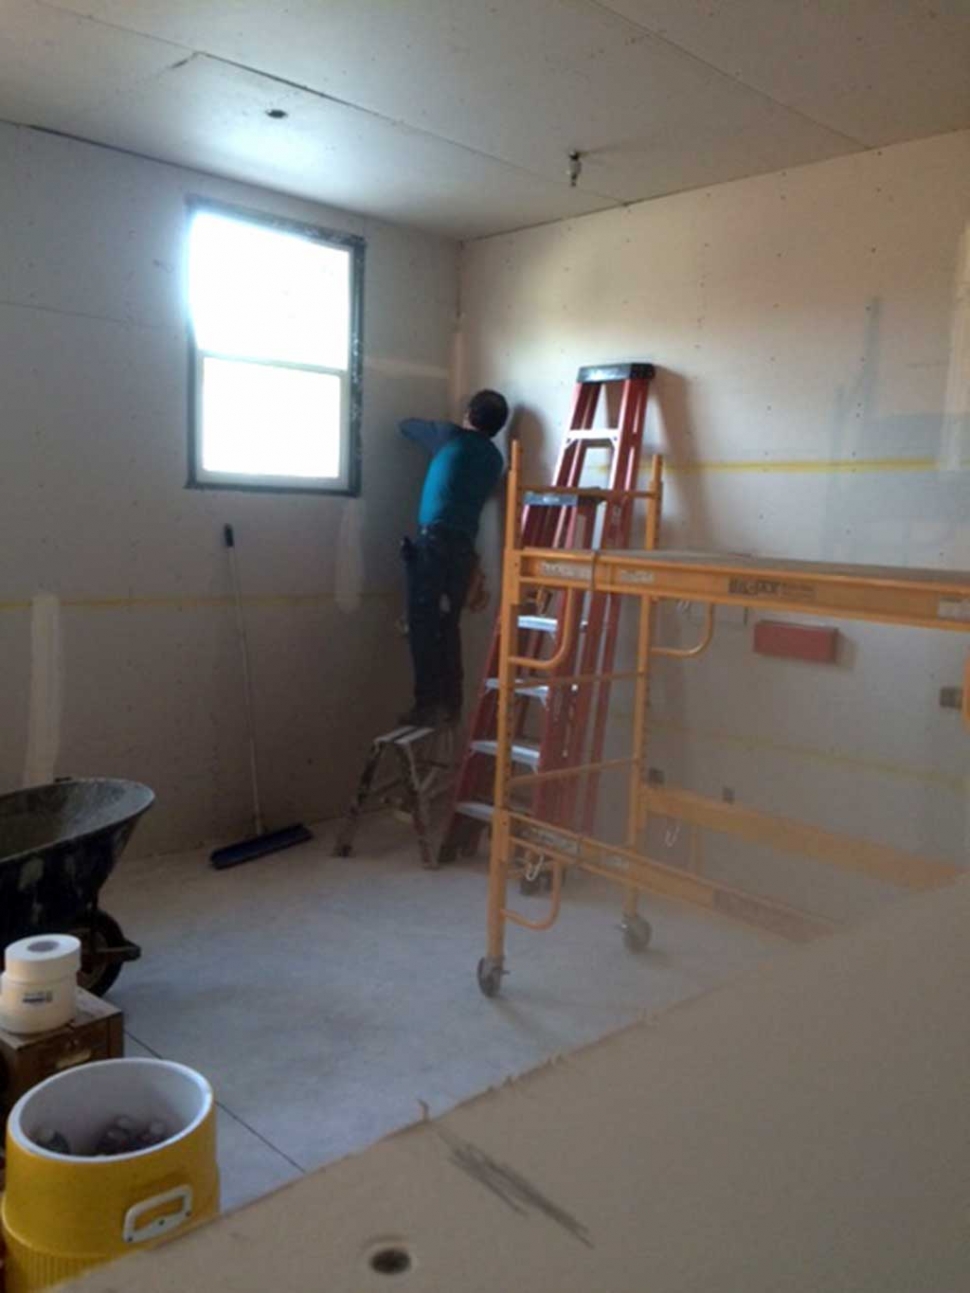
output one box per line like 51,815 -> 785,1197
369,1246 -> 412,1275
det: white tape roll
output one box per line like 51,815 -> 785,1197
0,973 -> 77,1034
1,934 -> 81,1033
4,935 -> 81,984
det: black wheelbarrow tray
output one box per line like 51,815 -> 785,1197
0,778 -> 154,996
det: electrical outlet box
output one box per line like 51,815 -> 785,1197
647,767 -> 665,786
939,687 -> 965,711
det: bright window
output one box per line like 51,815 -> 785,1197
187,202 -> 363,493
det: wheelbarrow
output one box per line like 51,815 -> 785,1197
0,778 -> 154,996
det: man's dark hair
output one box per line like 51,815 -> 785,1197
466,389 -> 509,437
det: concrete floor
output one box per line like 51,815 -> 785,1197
102,815 -> 787,1212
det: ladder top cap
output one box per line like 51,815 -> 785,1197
577,362 -> 656,382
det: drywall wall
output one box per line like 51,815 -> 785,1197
460,129 -> 970,923
67,875 -> 970,1292
0,121 -> 458,854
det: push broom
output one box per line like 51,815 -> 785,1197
211,525 -> 312,870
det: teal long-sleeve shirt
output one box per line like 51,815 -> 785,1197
400,419 -> 504,541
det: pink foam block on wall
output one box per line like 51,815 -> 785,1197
753,620 -> 839,663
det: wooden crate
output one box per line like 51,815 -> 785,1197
0,989 -> 124,1124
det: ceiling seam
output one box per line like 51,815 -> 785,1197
4,117 -> 616,243
462,126 -> 902,243
201,53 -> 624,202
3,115 -> 391,226
573,0 -> 872,149
24,0 -> 881,233
28,0 -> 626,203
0,290 -> 172,333
32,0 -> 194,55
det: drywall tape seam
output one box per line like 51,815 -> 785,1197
365,356 -> 450,381
335,497 -> 366,614
22,592 -> 62,788
0,591 -> 398,614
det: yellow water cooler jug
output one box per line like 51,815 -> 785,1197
2,1058 -> 219,1292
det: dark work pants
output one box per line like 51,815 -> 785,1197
403,527 -> 476,715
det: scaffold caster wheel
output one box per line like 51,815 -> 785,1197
477,957 -> 504,998
333,843 -> 353,858
622,915 -> 652,953
519,872 -> 542,896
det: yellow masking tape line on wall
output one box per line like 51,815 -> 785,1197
667,456 -> 941,475
648,716 -> 965,793
590,456 -> 968,479
0,592 -> 395,613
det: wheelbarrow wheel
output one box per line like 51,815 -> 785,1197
72,911 -> 133,997
477,957 -> 504,998
621,914 -> 653,954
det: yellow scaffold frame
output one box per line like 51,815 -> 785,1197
477,440 -> 970,996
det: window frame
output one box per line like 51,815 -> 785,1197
185,196 -> 365,497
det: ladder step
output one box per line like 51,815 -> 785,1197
519,613 -> 588,636
518,614 -> 558,634
456,800 -> 495,823
471,739 -> 541,769
524,490 -> 607,507
374,724 -> 435,745
565,432 -> 618,447
485,678 -> 550,704
401,727 -> 441,747
577,361 -> 655,382
524,490 -> 579,507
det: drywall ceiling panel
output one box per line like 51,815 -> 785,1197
38,0 -> 853,199
562,59 -> 853,204
599,0 -> 970,146
0,0 -> 188,129
20,0 -> 970,235
67,55 -> 613,237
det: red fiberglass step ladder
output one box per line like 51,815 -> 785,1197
437,362 -> 656,868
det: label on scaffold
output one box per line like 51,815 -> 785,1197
538,560 -> 593,582
728,577 -> 817,603
938,597 -> 970,623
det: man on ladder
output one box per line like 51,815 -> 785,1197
398,389 -> 508,727
333,388 -> 508,868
